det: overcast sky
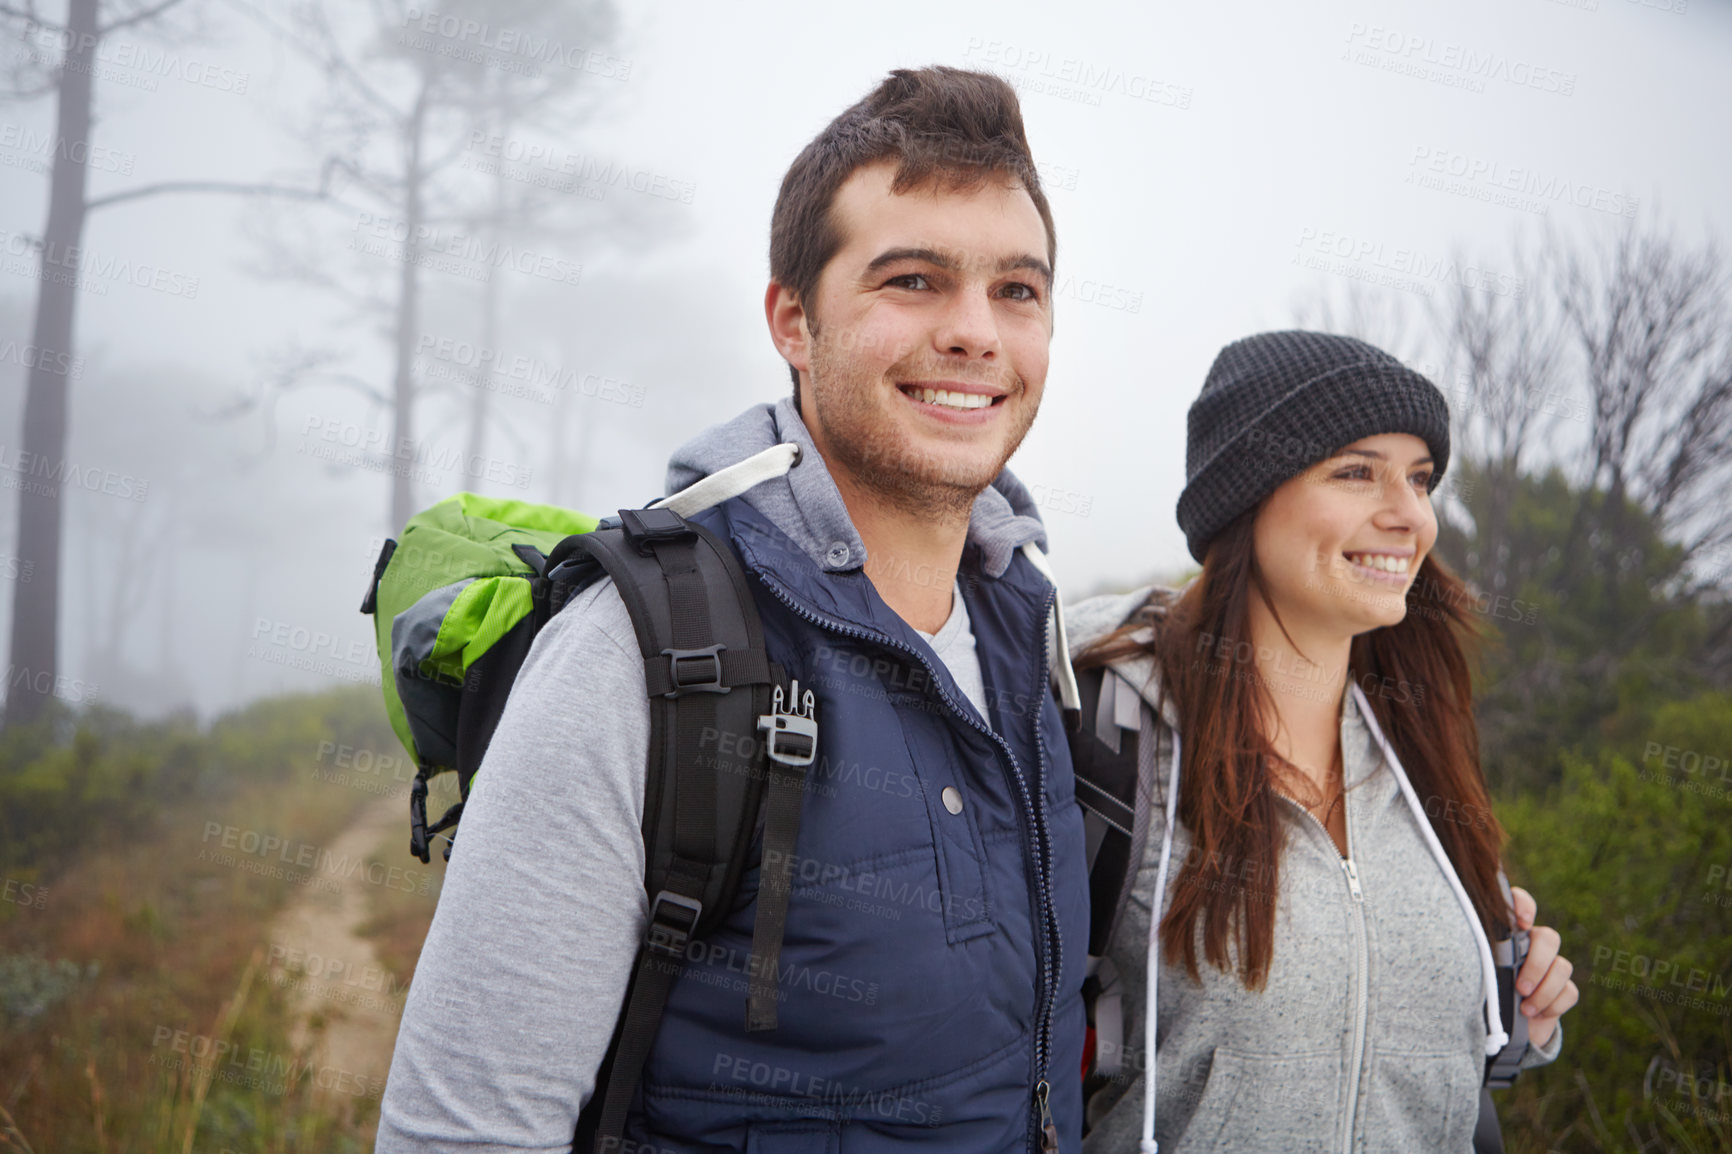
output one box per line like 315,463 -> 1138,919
1,0 -> 1727,719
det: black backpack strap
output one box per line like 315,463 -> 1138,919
1474,870 -> 1531,1153
557,506 -> 806,1152
1071,664 -> 1144,958
1484,869 -> 1531,1082
748,680 -> 817,1031
1472,1090 -> 1505,1154
1069,663 -> 1147,1095
1470,873 -> 1528,1154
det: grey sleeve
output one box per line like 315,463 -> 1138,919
375,578 -> 650,1153
1521,1020 -> 1563,1069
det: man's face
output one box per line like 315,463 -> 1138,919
773,159 -> 1054,518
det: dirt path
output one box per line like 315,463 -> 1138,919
266,793 -> 407,1098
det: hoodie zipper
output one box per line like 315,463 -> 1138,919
753,569 -> 1061,1153
1282,796 -> 1369,1154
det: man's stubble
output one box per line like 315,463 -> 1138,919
804,326 -> 1039,525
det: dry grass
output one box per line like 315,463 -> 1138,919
0,701 -> 439,1153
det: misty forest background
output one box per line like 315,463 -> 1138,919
0,0 -> 1729,1151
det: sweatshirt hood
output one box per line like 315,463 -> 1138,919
664,398 -> 1050,580
1065,586 -> 1181,729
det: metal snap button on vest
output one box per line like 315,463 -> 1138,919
825,542 -> 850,567
941,786 -> 963,815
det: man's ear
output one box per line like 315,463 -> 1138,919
765,281 -> 812,379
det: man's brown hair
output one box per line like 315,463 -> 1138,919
769,66 -> 1057,402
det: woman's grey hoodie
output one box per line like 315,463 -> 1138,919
1064,587 -> 1561,1154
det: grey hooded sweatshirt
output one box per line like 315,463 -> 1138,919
1064,588 -> 1561,1154
375,398 -> 1061,1152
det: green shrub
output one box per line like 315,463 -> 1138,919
1499,692 -> 1732,1152
0,687 -> 395,880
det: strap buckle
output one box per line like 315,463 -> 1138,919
619,506 -> 694,550
647,890 -> 703,958
757,680 -> 818,767
660,644 -> 728,697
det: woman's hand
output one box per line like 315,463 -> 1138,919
1509,885 -> 1578,1049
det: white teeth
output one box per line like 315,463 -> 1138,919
915,387 -> 992,410
1347,552 -> 1411,574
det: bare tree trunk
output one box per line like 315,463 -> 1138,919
464,124 -> 508,474
568,398 -> 599,510
546,374 -> 570,505
5,0 -> 98,729
158,487 -> 177,685
544,372 -> 598,510
388,83 -> 430,532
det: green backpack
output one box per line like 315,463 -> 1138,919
362,491 -> 599,816
359,444 -> 819,1149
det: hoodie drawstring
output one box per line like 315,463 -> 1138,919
1019,543 -> 1081,711
1347,682 -> 1509,1056
651,442 -> 802,518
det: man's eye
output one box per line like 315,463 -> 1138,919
999,281 -> 1039,302
1334,465 -> 1372,481
886,273 -> 931,291
1411,471 -> 1434,489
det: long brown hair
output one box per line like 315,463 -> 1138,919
1080,506 -> 1509,989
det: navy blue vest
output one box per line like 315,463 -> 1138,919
622,498 -> 1089,1153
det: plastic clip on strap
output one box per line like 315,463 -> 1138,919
660,644 -> 727,696
757,679 -> 818,767
593,876 -> 706,1143
647,889 -> 703,957
619,505 -> 694,550
746,681 -> 818,1031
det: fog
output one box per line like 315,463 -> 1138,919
0,0 -> 1725,720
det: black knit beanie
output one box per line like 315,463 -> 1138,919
1175,331 -> 1452,562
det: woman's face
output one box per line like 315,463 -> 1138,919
1251,432 -> 1439,637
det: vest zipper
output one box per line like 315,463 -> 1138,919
1029,587 -> 1062,1150
752,570 -> 1061,1152
1036,1077 -> 1059,1152
1281,796 -> 1369,1154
